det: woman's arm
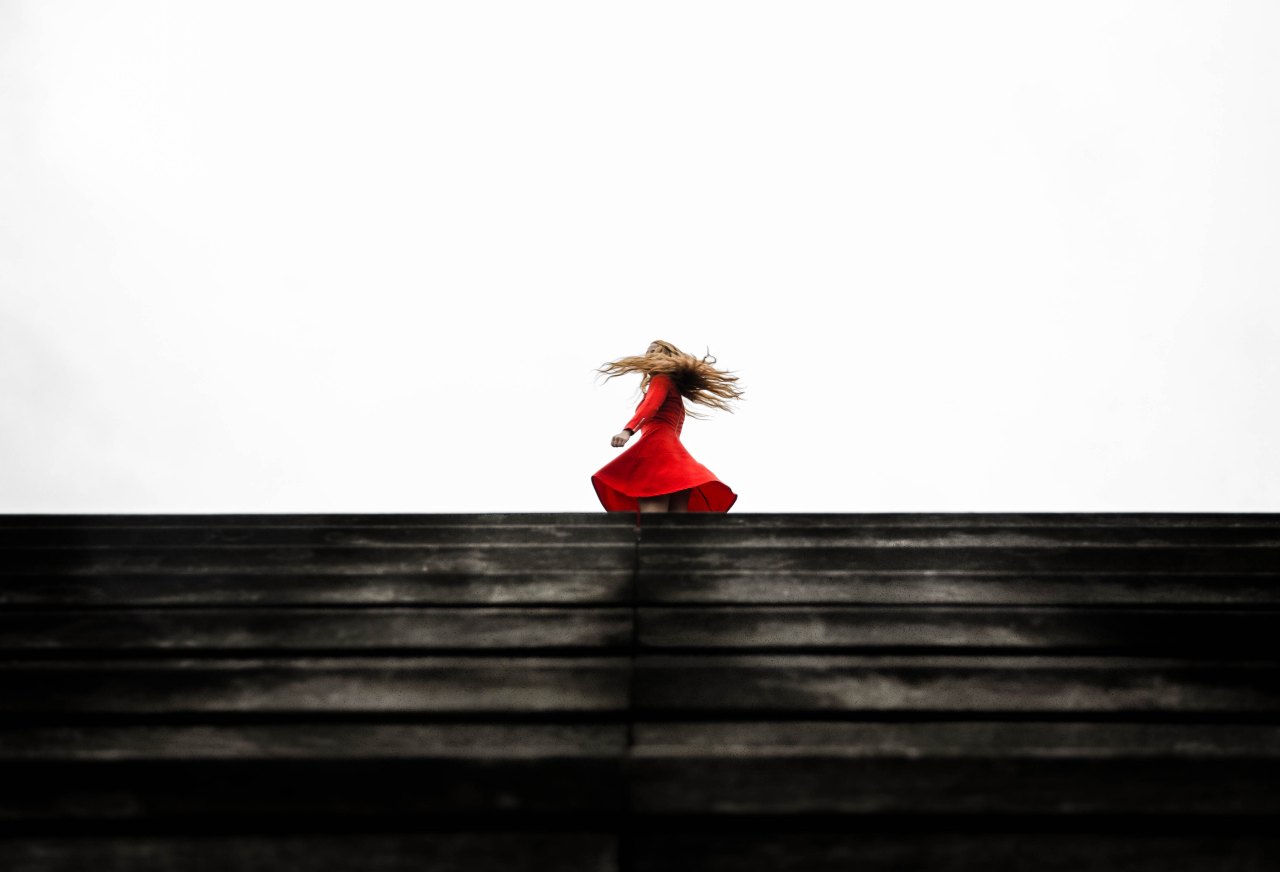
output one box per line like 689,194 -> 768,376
624,374 -> 670,433
611,375 -> 670,447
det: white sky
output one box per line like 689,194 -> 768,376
2,1 -> 1278,513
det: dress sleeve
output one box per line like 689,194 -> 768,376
623,374 -> 670,432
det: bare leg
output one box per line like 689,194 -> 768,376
638,494 -> 670,513
669,488 -> 693,513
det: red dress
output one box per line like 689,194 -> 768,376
591,373 -> 738,512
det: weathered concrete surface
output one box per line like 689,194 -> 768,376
2,512 -> 1279,870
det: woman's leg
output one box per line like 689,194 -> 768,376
637,494 -> 670,513
669,488 -> 693,513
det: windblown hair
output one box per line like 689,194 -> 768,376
595,339 -> 744,420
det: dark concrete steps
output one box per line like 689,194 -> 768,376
1,512 -> 1278,871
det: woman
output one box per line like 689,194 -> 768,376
592,340 -> 743,514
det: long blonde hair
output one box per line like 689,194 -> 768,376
595,339 -> 744,420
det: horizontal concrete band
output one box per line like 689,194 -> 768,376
5,512 -> 1280,527
3,833 -> 1273,872
9,524 -> 1280,547
3,657 -> 1280,713
7,574 -> 1280,605
1,606 -> 1279,651
5,546 -> 1280,573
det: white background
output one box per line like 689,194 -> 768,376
2,1 -> 1277,513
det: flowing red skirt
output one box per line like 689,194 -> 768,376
591,424 -> 737,512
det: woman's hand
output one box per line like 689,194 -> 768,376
611,429 -> 633,448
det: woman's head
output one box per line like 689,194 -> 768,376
646,339 -> 681,358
